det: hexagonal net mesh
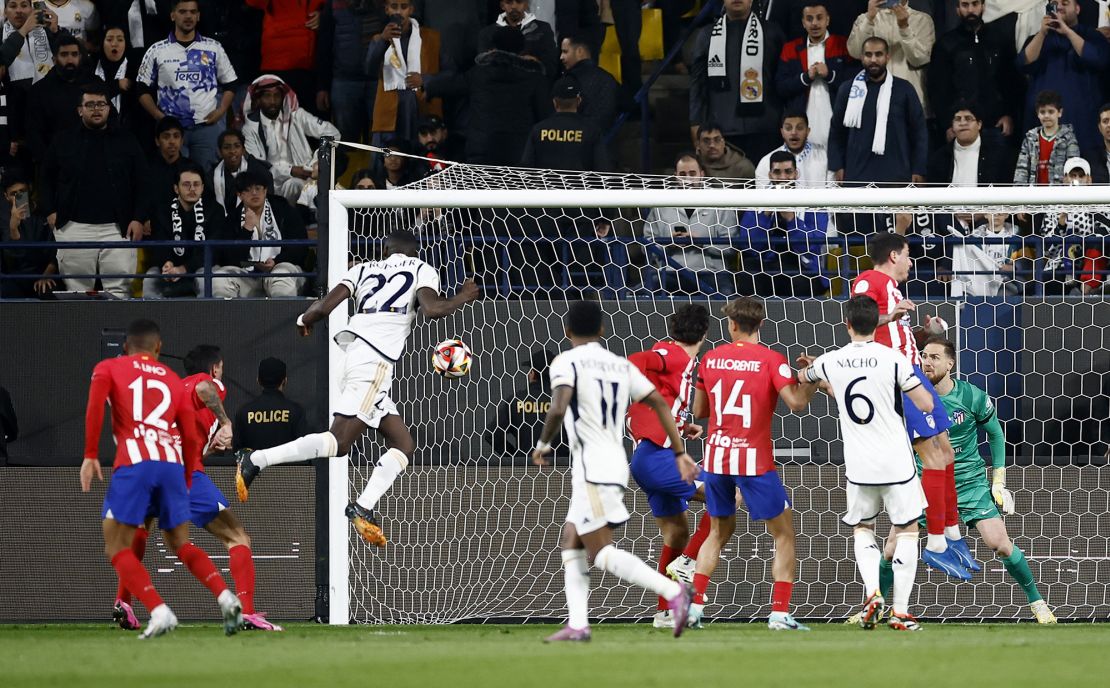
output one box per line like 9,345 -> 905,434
329,159 -> 1110,624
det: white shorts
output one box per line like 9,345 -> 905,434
565,481 -> 631,536
842,479 -> 926,528
335,340 -> 399,429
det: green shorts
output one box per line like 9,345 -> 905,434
916,478 -> 1001,529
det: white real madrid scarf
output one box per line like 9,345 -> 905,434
707,11 -> 764,106
383,18 -> 422,92
246,199 -> 281,263
170,196 -> 207,258
844,69 -> 893,155
3,21 -> 52,83
95,57 -> 129,111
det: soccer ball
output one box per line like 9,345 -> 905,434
432,339 -> 472,378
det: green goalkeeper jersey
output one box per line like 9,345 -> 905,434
937,379 -> 1006,485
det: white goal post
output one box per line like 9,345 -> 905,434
326,165 -> 1110,625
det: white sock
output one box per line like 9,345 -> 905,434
561,549 -> 590,630
594,544 -> 681,600
945,525 -> 962,540
356,448 -> 409,510
891,533 -> 920,615
853,529 -> 882,597
925,533 -> 948,553
252,432 -> 338,469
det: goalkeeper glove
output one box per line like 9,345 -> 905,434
991,466 -> 1015,515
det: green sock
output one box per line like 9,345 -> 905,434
1002,547 -> 1042,603
879,558 -> 894,601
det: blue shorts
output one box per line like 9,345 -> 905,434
102,462 -> 190,531
704,470 -> 790,521
146,471 -> 229,528
630,440 -> 706,517
903,366 -> 953,441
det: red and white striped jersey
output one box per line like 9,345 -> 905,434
183,372 -> 226,467
696,341 -> 795,476
84,354 -> 202,473
627,341 -> 695,448
852,269 -> 921,366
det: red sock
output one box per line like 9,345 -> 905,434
176,543 -> 229,598
771,581 -> 793,613
693,573 -> 710,605
682,512 -> 712,559
117,527 -> 149,604
228,545 -> 256,614
656,544 -> 681,610
921,469 -> 947,536
111,550 -> 163,612
944,463 -> 959,528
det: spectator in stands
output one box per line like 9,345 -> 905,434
829,36 -> 927,185
0,170 -> 57,298
927,103 -> 1014,185
776,3 -> 855,155
213,168 -> 308,298
213,129 -> 274,214
44,0 -> 98,50
690,0 -> 785,163
477,0 -> 560,83
413,115 -> 450,176
412,0 -> 485,71
484,348 -> 562,460
847,0 -> 934,111
928,0 -> 1022,140
245,0 -> 325,112
644,152 -> 738,296
144,162 -> 222,298
375,137 -> 420,187
559,33 -> 619,133
243,73 -> 339,205
26,32 -> 103,164
145,116 -> 197,218
3,2 -> 60,92
95,25 -> 132,125
233,357 -> 307,450
695,122 -> 755,180
315,0 -> 384,144
736,150 -> 829,297
430,26 -> 551,165
755,111 -> 832,187
554,0 -> 603,60
367,0 -> 452,147
521,77 -> 609,171
41,83 -> 146,299
352,168 -> 376,189
768,0 -> 868,40
1037,156 -> 1108,295
136,0 -> 238,171
947,212 -> 1024,298
1084,102 -> 1110,183
1017,0 -> 1110,151
1013,90 -> 1080,185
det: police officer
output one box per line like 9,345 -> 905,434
484,348 -> 564,462
520,78 -> 610,172
233,357 -> 307,451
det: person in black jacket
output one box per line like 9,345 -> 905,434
40,83 -> 146,298
213,168 -> 308,298
0,170 -> 58,298
1082,103 -> 1110,184
212,128 -> 274,214
143,162 -> 224,298
926,103 -> 1014,185
26,33 -> 105,164
476,0 -> 559,81
146,116 -> 203,220
233,357 -> 308,451
521,77 -> 609,171
430,26 -> 552,165
559,33 -> 619,133
927,0 -> 1022,142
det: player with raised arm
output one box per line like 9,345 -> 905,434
852,233 -> 976,580
626,304 -> 714,629
532,301 -> 700,642
235,229 -> 479,546
689,297 -> 817,631
112,345 -> 282,632
82,319 -> 242,639
901,337 -> 1054,623
797,296 -> 935,631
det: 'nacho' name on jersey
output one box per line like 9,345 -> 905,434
703,358 -> 762,372
836,356 -> 879,369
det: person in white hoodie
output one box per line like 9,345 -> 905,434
242,74 -> 340,205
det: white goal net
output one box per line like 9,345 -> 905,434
326,157 -> 1110,624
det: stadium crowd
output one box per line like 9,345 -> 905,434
0,0 -> 1107,299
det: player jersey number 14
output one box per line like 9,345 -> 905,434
711,379 -> 751,428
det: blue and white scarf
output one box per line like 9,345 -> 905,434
843,69 -> 892,155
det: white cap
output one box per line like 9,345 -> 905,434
1063,157 -> 1091,176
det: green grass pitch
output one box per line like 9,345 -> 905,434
3,622 -> 1107,688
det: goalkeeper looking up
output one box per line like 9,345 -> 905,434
879,337 -> 1056,623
